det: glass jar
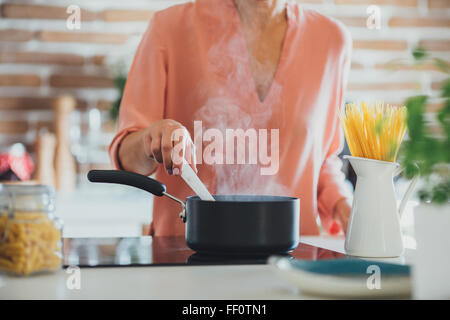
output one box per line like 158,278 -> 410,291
0,184 -> 62,276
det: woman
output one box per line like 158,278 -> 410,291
110,0 -> 352,236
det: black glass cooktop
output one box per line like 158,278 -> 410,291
63,236 -> 345,268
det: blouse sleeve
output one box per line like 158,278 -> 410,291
108,14 -> 167,169
316,30 -> 353,234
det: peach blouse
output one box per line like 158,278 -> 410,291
110,0 -> 353,236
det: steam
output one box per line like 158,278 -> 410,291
193,7 -> 289,196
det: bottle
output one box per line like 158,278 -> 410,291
53,96 -> 77,193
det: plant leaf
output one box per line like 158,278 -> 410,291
433,58 -> 450,74
412,47 -> 428,62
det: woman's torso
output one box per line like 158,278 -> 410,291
148,0 -> 350,236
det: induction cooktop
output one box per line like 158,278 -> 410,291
63,236 -> 346,268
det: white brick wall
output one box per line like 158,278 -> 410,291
0,0 -> 448,153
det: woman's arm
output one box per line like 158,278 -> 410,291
317,137 -> 352,234
110,13 -> 195,176
317,26 -> 353,234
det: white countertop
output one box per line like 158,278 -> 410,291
0,236 -> 413,300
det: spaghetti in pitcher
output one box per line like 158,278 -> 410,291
339,102 -> 407,162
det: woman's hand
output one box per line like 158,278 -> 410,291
333,198 -> 352,234
118,119 -> 196,176
143,119 -> 196,175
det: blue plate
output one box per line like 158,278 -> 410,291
269,256 -> 411,298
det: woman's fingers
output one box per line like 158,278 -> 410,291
143,131 -> 152,159
149,133 -> 163,163
172,127 -> 198,175
333,199 -> 351,235
171,129 -> 186,175
184,137 -> 197,173
161,126 -> 175,174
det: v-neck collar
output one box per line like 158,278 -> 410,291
225,0 -> 296,106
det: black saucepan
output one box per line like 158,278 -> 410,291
87,170 -> 300,256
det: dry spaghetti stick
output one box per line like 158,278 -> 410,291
351,105 -> 371,158
344,106 -> 362,156
365,104 -> 376,157
356,104 -> 372,157
341,117 -> 357,156
389,106 -> 403,161
393,107 -> 407,160
376,103 -> 385,159
340,108 -> 359,157
387,106 -> 396,159
345,109 -> 363,157
375,104 -> 383,159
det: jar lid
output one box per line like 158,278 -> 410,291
0,183 -> 54,196
0,184 -> 55,213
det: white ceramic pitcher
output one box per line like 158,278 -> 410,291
344,156 -> 419,258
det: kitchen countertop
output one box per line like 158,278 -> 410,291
0,236 -> 413,300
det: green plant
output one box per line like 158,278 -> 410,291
400,47 -> 450,204
110,75 -> 127,121
108,58 -> 130,122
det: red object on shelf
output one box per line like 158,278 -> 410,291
0,144 -> 34,181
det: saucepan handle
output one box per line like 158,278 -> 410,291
394,164 -> 420,219
87,170 -> 187,222
88,170 -> 166,196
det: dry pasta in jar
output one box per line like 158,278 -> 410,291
0,184 -> 62,276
